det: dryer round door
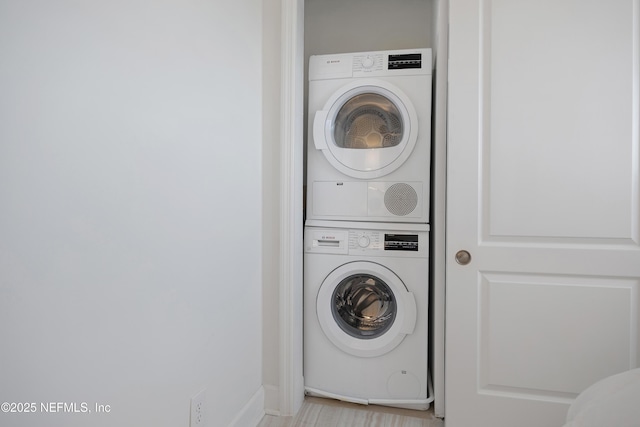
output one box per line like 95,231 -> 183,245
313,80 -> 419,179
316,261 -> 417,358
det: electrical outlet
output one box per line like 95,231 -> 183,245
190,389 -> 206,427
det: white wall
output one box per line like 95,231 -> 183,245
304,0 -> 434,56
0,1 -> 263,426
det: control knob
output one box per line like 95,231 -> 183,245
358,235 -> 370,248
362,56 -> 374,69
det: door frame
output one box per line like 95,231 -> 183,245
278,0 -> 305,417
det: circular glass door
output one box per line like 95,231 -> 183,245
313,80 -> 418,179
317,261 -> 416,358
332,274 -> 397,339
333,93 -> 404,149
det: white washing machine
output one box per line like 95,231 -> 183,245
306,48 -> 432,223
304,220 -> 431,410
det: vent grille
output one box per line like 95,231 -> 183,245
384,183 -> 418,216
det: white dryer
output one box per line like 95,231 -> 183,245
304,220 -> 431,410
306,49 -> 432,223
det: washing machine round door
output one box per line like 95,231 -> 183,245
313,80 -> 419,179
316,261 -> 417,358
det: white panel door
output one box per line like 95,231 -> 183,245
446,1 -> 640,426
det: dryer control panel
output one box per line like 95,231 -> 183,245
352,50 -> 431,77
308,48 -> 432,81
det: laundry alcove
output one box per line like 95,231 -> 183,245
265,0 -> 449,419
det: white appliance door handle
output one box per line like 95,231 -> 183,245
400,292 -> 417,335
313,110 -> 329,150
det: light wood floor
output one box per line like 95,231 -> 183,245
258,397 -> 444,427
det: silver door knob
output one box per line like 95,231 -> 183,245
455,250 -> 472,265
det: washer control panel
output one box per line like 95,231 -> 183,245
384,234 -> 419,251
348,231 -> 419,253
305,225 -> 428,257
349,230 -> 382,250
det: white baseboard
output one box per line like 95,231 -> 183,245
228,386 -> 265,427
263,384 -> 280,416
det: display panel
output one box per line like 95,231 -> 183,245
384,234 -> 419,251
388,53 -> 422,69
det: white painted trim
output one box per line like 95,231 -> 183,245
228,386 -> 265,427
279,0 -> 305,417
432,0 -> 449,418
263,384 -> 280,416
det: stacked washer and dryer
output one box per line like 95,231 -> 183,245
304,48 -> 433,410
